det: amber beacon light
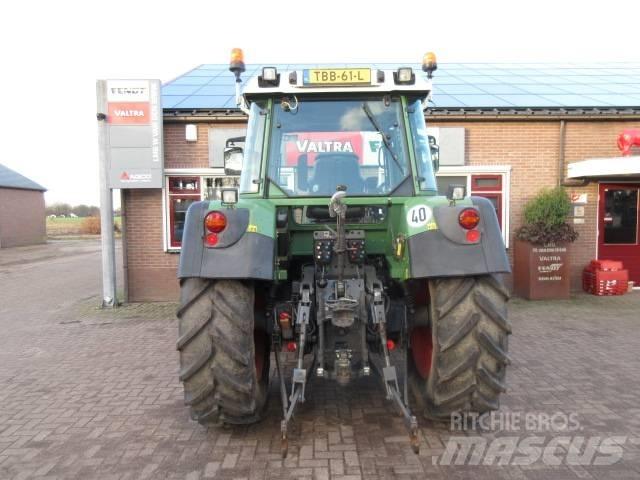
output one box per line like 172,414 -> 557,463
229,48 -> 246,79
422,52 -> 438,79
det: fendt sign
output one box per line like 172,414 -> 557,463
97,79 -> 163,188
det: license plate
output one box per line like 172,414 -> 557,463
303,68 -> 371,86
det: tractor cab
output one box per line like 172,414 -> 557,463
228,52 -> 440,203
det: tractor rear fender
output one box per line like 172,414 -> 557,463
177,200 -> 275,280
408,196 -> 510,278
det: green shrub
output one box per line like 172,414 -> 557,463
522,187 -> 572,227
516,187 -> 578,245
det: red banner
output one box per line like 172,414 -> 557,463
107,102 -> 150,125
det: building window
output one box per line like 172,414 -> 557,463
471,174 -> 503,229
167,177 -> 201,249
436,167 -> 511,247
164,173 -> 240,250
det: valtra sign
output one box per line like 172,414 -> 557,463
107,102 -> 151,125
97,79 -> 163,188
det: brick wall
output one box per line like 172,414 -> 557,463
0,188 -> 46,248
431,119 -> 640,289
122,188 -> 179,302
164,123 -> 210,169
123,118 -> 640,301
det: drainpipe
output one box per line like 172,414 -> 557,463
558,119 -> 589,187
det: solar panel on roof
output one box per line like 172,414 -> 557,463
561,84 -> 613,94
439,84 -> 486,95
513,84 -> 568,95
476,84 -> 527,95
222,96 -> 239,108
162,62 -> 640,110
162,96 -> 189,109
582,94 -> 640,106
174,95 -> 235,109
162,85 -> 203,95
539,94 -> 610,107
526,75 -> 578,85
451,94 -> 515,108
603,84 -> 640,94
430,93 -> 466,108
495,94 -> 561,107
171,76 -> 211,86
434,75 -> 469,84
196,85 -> 237,95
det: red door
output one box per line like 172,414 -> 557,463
598,183 -> 640,283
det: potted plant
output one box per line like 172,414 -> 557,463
513,187 -> 579,299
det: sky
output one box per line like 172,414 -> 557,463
0,0 -> 638,206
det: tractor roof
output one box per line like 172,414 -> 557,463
241,68 -> 432,99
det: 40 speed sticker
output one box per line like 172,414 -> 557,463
407,204 -> 433,228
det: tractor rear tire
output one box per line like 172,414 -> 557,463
408,275 -> 511,420
176,278 -> 270,425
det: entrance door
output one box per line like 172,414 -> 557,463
598,183 -> 640,283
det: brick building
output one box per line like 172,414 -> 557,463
0,164 -> 46,248
120,63 -> 640,301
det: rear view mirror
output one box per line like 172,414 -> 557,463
224,147 -> 243,175
428,135 -> 439,172
446,184 -> 466,201
224,136 -> 246,175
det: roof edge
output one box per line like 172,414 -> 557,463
162,106 -> 640,120
0,184 -> 47,193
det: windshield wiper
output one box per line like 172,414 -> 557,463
361,102 -> 403,171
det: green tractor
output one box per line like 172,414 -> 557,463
176,50 -> 511,455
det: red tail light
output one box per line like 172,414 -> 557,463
458,208 -> 480,230
204,211 -> 227,233
205,232 -> 219,247
466,229 -> 480,242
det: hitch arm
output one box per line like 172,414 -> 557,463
371,283 -> 420,454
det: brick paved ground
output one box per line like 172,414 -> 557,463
1,241 -> 640,479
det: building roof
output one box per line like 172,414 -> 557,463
0,164 -> 46,192
162,62 -> 640,115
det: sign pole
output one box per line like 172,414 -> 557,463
96,80 -> 117,308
